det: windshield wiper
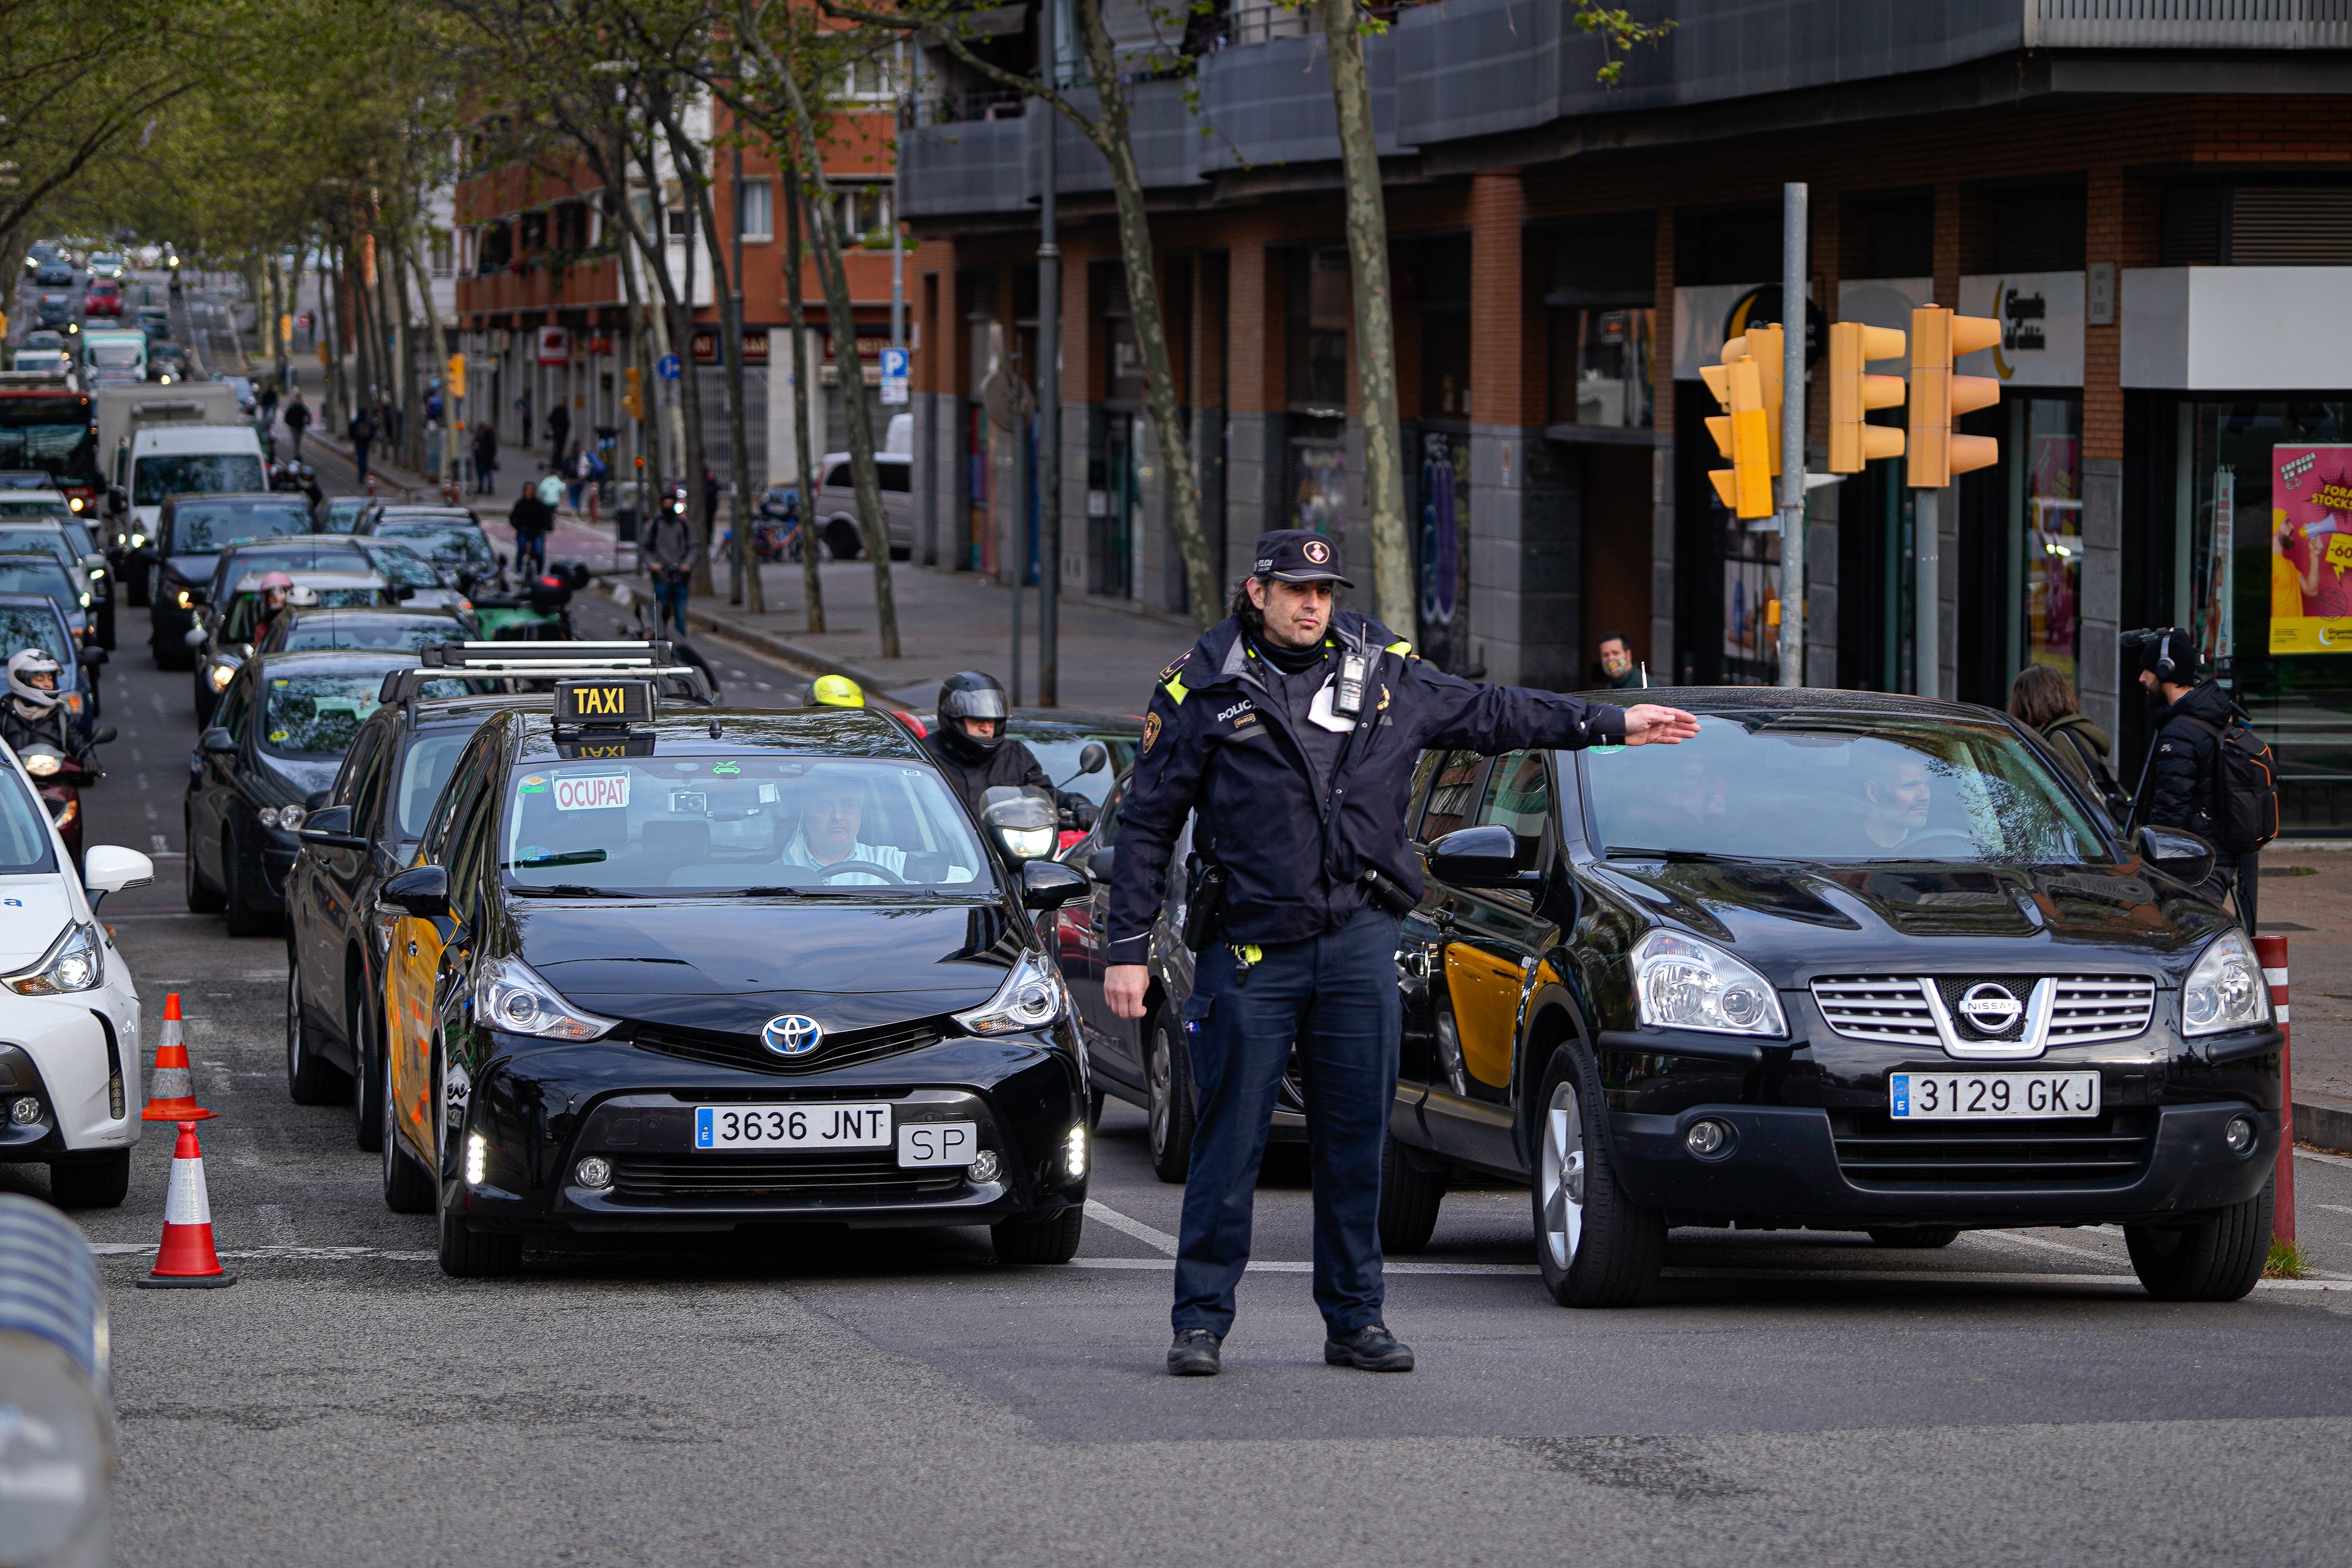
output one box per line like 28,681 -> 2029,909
506,850 -> 607,869
508,883 -> 636,898
1603,846 -> 1752,863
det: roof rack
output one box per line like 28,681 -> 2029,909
379,640 -> 716,708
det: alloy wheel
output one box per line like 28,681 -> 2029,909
1147,1027 -> 1173,1157
1539,1080 -> 1586,1272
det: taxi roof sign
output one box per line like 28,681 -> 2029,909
554,678 -> 653,728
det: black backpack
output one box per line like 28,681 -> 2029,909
2177,709 -> 2281,854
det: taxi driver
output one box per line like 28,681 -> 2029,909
1861,748 -> 1933,851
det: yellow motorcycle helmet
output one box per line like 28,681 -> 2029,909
810,673 -> 866,708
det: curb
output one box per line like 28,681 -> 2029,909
593,578 -> 907,693
2294,1098 -> 2352,1157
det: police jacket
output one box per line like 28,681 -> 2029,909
1105,610 -> 1628,961
2143,679 -> 2234,849
926,734 -> 1052,823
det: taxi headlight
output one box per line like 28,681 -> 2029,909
475,954 -> 616,1041
954,949 -> 1067,1037
4,921 -> 104,995
206,661 -> 235,691
2184,928 -> 2270,1037
1631,930 -> 1786,1038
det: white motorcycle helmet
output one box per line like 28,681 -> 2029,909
6,648 -> 64,713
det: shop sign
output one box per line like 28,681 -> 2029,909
1671,283 -> 1823,380
1957,272 -> 2084,387
2269,443 -> 2352,654
536,326 -> 569,366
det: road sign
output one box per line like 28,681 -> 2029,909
880,347 -> 909,406
656,353 -> 681,382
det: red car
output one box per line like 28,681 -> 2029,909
82,279 -> 121,317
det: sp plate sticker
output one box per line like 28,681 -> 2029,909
553,773 -> 632,811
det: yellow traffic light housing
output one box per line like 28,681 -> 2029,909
1700,352 -> 1775,521
446,353 -> 466,400
1826,322 -> 1908,474
622,366 -> 645,422
1907,306 -> 2002,488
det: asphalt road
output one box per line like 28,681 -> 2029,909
18,354 -> 2352,1566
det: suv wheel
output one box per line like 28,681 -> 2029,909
48,1149 -> 131,1209
1532,1041 -> 1665,1308
992,1206 -> 1084,1265
183,816 -> 224,913
222,830 -> 271,938
351,978 -> 384,1152
1377,1134 -> 1447,1254
825,518 -> 862,560
1146,1012 -> 1196,1184
2126,1178 -> 2272,1302
284,955 -> 346,1104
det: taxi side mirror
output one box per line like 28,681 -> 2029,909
380,864 -> 449,918
1020,860 -> 1090,911
2136,824 -> 2214,888
1427,824 -> 1534,889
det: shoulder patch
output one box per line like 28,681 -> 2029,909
1160,651 -> 1191,684
1141,711 -> 1162,754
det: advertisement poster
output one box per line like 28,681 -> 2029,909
2270,444 -> 2352,654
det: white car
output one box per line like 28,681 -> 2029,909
0,742 -> 150,1206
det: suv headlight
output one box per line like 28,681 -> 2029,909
1631,930 -> 1786,1037
474,954 -> 616,1041
954,949 -> 1068,1037
5,921 -> 104,995
2183,928 -> 2270,1037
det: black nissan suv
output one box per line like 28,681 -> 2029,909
1384,688 -> 2283,1306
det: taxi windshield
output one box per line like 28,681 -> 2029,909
262,675 -> 385,758
280,616 -> 459,652
1581,712 -> 2112,865
502,755 -> 990,894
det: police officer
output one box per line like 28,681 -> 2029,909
924,670 -> 1055,821
2136,628 -> 2256,924
1104,530 -> 1698,1376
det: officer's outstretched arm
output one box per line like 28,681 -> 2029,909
1414,664 -> 1629,753
1102,677 -> 1205,970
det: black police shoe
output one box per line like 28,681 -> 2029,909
1324,1322 -> 1414,1372
1167,1328 -> 1223,1376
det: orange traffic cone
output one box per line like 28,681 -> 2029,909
137,1121 -> 236,1289
140,993 -> 216,1122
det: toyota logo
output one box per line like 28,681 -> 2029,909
761,1015 -> 824,1057
1958,984 -> 2023,1031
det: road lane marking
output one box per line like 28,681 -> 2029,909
1084,1199 -> 1178,1255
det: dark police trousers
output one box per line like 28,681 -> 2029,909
1172,904 -> 1401,1338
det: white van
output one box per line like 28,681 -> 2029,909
809,450 -> 912,560
115,423 -> 268,547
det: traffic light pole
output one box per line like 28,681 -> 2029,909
1916,487 -> 1940,698
1776,182 -> 1808,688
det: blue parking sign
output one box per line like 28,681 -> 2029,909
880,346 -> 909,406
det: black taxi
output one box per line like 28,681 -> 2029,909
369,680 -> 1094,1276
1387,688 -> 2283,1307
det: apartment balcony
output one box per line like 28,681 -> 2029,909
455,256 -> 621,319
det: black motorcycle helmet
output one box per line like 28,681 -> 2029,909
934,670 -> 1010,764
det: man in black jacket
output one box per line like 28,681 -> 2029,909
924,670 -> 1053,818
1104,530 -> 1697,1377
2137,630 -> 2254,924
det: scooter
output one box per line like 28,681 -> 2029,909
18,726 -> 115,871
470,559 -> 593,641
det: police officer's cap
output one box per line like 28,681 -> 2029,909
1250,529 -> 1353,588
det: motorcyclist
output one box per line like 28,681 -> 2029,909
923,670 -> 1087,831
2,648 -> 75,757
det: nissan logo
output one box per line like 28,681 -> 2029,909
762,1015 -> 824,1057
1958,984 -> 2023,1031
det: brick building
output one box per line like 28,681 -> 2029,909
900,0 -> 2352,831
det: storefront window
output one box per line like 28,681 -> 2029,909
2013,399 -> 2084,682
2189,400 -> 2352,831
1548,307 -> 1656,428
1416,431 -> 1469,671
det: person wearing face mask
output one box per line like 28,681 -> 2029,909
1102,529 -> 1699,1379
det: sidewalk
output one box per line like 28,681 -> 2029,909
2251,857 -> 2352,1154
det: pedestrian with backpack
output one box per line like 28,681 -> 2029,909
2009,665 -> 2127,820
2132,629 -> 2279,930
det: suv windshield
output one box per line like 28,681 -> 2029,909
165,498 -> 306,551
1582,713 -> 2112,865
358,540 -> 444,589
374,522 -> 493,577
502,755 -> 989,894
139,453 -> 267,510
0,554 -> 78,607
262,674 -> 385,758
0,605 -> 68,663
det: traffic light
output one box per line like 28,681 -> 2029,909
622,366 -> 644,421
1732,324 -> 1786,477
1826,322 -> 1908,474
446,353 -> 466,400
1907,305 -> 2001,488
1700,349 -> 1775,521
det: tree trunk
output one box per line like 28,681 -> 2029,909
630,109 -> 714,596
661,102 -> 765,614
610,193 -> 662,521
605,128 -> 686,492
773,69 -> 899,658
405,223 -> 453,498
1322,0 -> 1411,634
1069,0 -> 1217,626
783,168 -> 824,634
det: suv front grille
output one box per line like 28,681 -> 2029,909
1811,975 -> 2157,1054
1810,978 -> 1940,1046
632,1019 -> 948,1076
609,1152 -> 961,1202
2046,977 -> 2157,1045
1831,1108 -> 2156,1188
